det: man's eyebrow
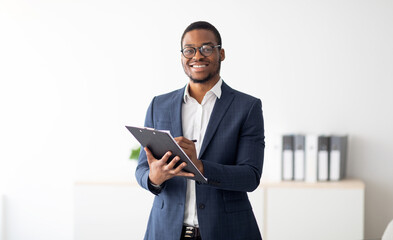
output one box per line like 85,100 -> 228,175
183,42 -> 215,47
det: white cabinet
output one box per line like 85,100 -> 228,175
0,194 -> 4,240
253,180 -> 365,240
74,183 -> 153,240
75,180 -> 364,240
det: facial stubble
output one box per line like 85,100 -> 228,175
184,59 -> 221,84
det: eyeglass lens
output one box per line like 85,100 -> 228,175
182,45 -> 215,58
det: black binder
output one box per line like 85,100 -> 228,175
125,126 -> 208,183
329,135 -> 348,181
294,134 -> 306,181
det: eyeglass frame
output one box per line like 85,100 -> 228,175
180,44 -> 221,59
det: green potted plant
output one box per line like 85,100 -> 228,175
129,146 -> 141,160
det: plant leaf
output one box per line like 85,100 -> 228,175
129,146 -> 141,160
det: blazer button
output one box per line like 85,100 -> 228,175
199,204 -> 205,209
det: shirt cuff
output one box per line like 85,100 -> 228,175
148,178 -> 162,191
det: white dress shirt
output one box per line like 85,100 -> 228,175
181,78 -> 222,227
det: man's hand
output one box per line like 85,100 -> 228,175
145,147 -> 194,186
175,137 -> 204,175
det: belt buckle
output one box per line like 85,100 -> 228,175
184,226 -> 195,238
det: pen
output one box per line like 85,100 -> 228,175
191,139 -> 197,142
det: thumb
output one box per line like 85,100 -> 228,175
144,147 -> 155,166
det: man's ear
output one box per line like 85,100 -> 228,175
220,48 -> 225,61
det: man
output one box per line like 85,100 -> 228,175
135,21 -> 265,240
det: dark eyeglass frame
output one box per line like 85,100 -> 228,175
180,45 -> 221,59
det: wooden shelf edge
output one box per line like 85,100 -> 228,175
260,179 -> 365,189
74,179 -> 365,189
74,181 -> 139,186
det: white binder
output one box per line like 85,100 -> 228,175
282,135 -> 294,181
305,135 -> 318,182
317,136 -> 330,181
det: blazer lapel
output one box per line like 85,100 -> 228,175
170,87 -> 185,138
199,82 -> 235,158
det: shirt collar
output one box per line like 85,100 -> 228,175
183,78 -> 223,103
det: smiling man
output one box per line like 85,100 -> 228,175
135,21 -> 265,240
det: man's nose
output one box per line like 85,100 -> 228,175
193,48 -> 204,60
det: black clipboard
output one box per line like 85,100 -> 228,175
126,126 -> 208,183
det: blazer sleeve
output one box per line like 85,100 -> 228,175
200,99 -> 265,192
134,97 -> 166,195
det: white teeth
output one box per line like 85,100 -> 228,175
192,65 -> 206,68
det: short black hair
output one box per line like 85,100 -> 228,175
181,21 -> 222,49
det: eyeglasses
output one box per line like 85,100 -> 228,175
181,45 -> 221,59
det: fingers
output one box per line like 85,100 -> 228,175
175,169 -> 195,178
166,155 -> 180,169
145,143 -> 195,184
171,161 -> 194,178
144,147 -> 154,165
161,151 -> 172,164
175,136 -> 195,149
175,137 -> 196,159
145,147 -> 172,166
174,137 -> 198,165
171,161 -> 187,175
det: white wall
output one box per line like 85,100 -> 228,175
0,0 -> 392,239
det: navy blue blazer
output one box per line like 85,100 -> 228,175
135,81 -> 265,240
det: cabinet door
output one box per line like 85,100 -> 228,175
75,184 -> 153,240
0,194 -> 3,240
248,187 -> 265,235
265,187 -> 364,240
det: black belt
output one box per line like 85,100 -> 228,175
181,226 -> 201,239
